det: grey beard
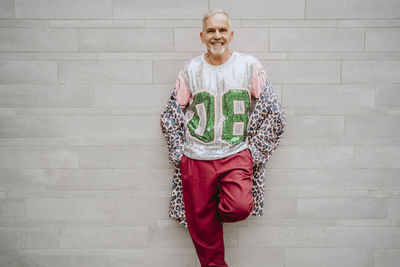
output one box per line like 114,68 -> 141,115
209,45 -> 226,56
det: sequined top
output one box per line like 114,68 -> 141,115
174,51 -> 267,160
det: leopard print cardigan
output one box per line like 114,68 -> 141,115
160,79 -> 286,227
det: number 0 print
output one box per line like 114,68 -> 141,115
187,91 -> 215,143
187,89 -> 250,145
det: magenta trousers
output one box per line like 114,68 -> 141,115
180,149 -> 254,267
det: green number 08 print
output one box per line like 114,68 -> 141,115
187,89 -> 250,145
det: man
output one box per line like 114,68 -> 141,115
160,8 -> 286,267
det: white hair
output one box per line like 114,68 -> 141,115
202,8 -> 232,31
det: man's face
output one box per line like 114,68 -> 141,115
200,13 -> 233,57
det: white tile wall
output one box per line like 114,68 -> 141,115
0,0 -> 399,266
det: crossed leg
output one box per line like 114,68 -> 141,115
181,149 -> 254,267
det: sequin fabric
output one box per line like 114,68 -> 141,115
178,51 -> 261,160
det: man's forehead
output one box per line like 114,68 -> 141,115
203,13 -> 230,29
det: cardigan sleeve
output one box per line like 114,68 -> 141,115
247,76 -> 286,166
160,89 -> 186,166
160,69 -> 190,166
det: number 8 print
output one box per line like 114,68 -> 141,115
187,89 -> 250,145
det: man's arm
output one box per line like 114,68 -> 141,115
160,70 -> 190,166
247,73 -> 286,166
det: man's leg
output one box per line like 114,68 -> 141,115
216,149 -> 254,223
180,155 -> 228,267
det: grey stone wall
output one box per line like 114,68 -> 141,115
0,0 -> 399,266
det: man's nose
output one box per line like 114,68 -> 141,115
214,30 -> 221,38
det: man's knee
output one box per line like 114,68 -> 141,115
218,198 -> 253,222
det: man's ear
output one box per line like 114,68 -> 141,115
200,31 -> 204,43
